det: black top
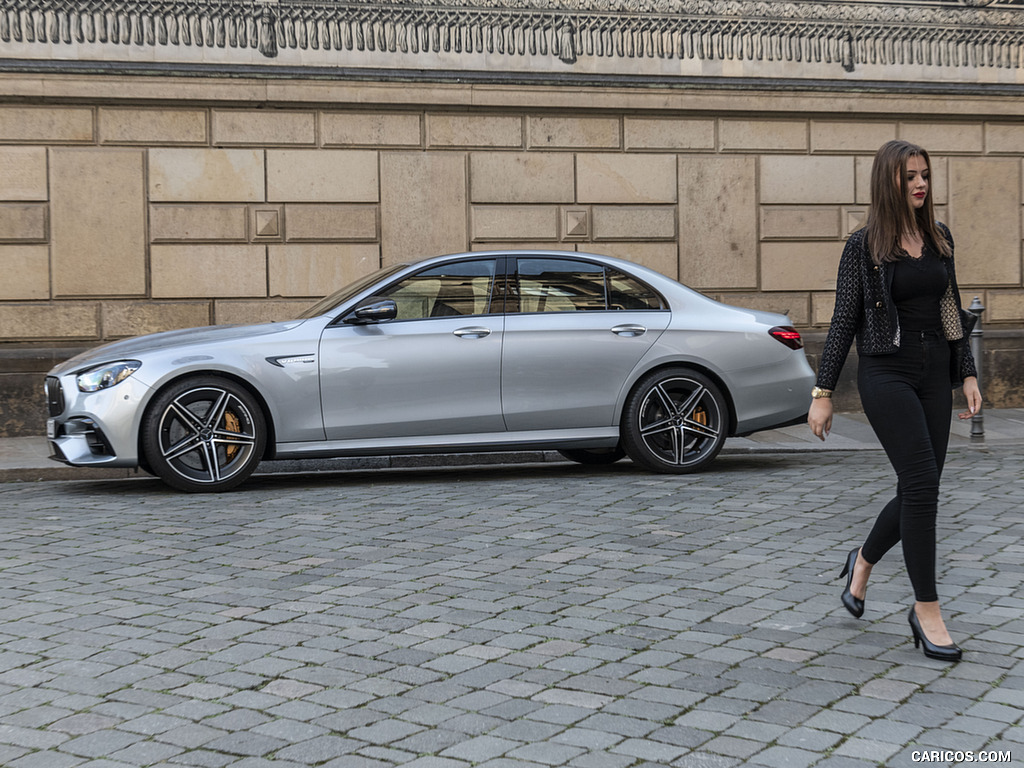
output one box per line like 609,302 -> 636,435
814,223 -> 978,391
891,244 -> 948,332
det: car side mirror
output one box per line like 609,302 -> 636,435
342,299 -> 398,325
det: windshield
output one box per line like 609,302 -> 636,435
297,263 -> 408,319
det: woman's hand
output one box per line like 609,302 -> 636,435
808,396 -> 834,441
958,376 -> 982,420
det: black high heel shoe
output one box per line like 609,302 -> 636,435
908,608 -> 962,662
838,547 -> 864,618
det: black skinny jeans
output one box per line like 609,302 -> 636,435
857,329 -> 952,603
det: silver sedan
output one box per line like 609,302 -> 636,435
45,251 -> 815,492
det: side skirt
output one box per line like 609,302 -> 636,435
272,427 -> 620,460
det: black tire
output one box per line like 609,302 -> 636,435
557,446 -> 627,465
621,368 -> 728,474
141,376 -> 266,493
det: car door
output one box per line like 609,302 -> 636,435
501,256 -> 670,432
318,257 -> 505,440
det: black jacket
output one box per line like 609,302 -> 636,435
815,223 -> 977,392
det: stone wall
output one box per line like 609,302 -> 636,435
2,73 -> 1024,434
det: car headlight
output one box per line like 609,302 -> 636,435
76,361 -> 142,392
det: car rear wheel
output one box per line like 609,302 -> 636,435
557,446 -> 627,465
142,376 -> 266,493
621,368 -> 728,474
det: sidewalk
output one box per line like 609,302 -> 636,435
3,409 -> 1024,483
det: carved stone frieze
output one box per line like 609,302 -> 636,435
2,0 -> 1023,82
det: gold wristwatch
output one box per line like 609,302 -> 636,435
811,387 -> 833,399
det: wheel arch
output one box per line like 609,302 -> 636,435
620,361 -> 737,437
137,369 -> 278,464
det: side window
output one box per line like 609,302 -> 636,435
514,258 -> 665,313
607,269 -> 664,310
379,260 -> 497,321
516,258 -> 606,313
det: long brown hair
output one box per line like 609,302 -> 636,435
866,140 -> 951,265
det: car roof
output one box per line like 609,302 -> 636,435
402,249 -> 676,284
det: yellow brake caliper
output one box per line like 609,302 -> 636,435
692,406 -> 708,426
223,411 -> 240,459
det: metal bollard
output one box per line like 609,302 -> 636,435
968,296 -> 985,439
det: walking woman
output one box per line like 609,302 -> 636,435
807,140 -> 982,662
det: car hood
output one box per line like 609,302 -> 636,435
53,320 -> 307,374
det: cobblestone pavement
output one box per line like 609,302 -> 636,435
0,448 -> 1021,768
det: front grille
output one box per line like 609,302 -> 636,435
44,376 -> 65,417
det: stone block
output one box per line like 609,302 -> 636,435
267,150 -> 379,203
720,120 -> 807,152
715,292 -> 810,326
949,158 -> 1021,285
252,206 -> 283,241
1,370 -> 49,437
842,207 -> 869,237
987,290 -> 1024,322
149,149 -> 265,203
812,292 -> 837,325
592,206 -> 676,241
761,241 -> 842,292
102,301 -> 211,338
592,242 -> 678,281
470,241 -> 556,252
381,152 -> 467,263
562,207 -> 590,240
99,108 -> 207,145
0,246 -> 49,300
0,107 -> 93,143
577,154 -> 677,205
150,205 -> 248,242
985,344 -> 1024,407
269,244 -> 380,297
624,118 -> 715,150
899,122 -> 983,154
472,206 -> 558,241
0,302 -> 98,340
760,156 -> 854,205
214,299 -> 311,325
284,205 -> 378,241
810,122 -> 896,153
428,115 -> 522,148
321,112 -> 422,147
0,147 -> 48,201
212,110 -> 316,146
470,152 -> 575,204
985,123 -> 1024,155
0,204 -> 47,242
929,157 -> 949,205
50,149 -> 147,297
760,207 -> 840,240
855,156 -> 873,205
678,156 -> 758,289
151,245 -> 268,298
528,117 -> 619,149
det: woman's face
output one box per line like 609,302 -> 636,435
902,155 -> 930,210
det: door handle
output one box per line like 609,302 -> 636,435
453,326 -> 491,339
611,324 -> 647,337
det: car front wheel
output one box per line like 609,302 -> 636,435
621,368 -> 728,474
142,376 -> 266,493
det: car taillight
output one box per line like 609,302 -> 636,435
769,326 -> 803,350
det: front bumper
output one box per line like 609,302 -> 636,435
45,373 -> 151,468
